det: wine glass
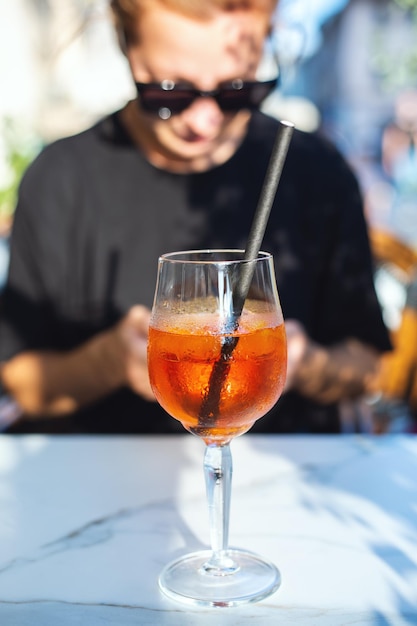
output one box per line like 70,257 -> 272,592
147,249 -> 287,607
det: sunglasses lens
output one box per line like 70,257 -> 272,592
217,80 -> 277,111
138,86 -> 196,114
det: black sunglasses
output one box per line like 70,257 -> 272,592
135,77 -> 279,119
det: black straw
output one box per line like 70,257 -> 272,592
198,120 -> 295,427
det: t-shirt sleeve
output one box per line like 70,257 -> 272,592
310,137 -> 392,352
0,146 -> 71,360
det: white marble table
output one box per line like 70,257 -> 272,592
0,434 -> 416,625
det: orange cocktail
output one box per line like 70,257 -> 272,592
148,250 -> 287,606
148,305 -> 286,444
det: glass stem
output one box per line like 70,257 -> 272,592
202,443 -> 238,575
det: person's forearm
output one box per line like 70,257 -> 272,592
290,338 -> 381,404
0,328 -> 126,416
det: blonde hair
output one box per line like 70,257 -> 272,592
111,0 -> 277,44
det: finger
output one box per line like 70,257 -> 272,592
127,305 -> 151,333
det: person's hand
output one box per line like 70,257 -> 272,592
113,305 -> 156,401
0,305 -> 157,417
284,319 -> 382,403
284,319 -> 310,392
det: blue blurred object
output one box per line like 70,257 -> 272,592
0,235 -> 10,291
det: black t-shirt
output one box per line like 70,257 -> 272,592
0,110 -> 391,433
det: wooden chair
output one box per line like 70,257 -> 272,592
370,228 -> 417,422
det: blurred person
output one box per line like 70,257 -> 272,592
0,0 -> 390,434
365,89 -> 417,248
361,91 -> 417,433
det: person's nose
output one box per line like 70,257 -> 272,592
181,96 -> 224,137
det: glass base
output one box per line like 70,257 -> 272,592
159,549 -> 281,607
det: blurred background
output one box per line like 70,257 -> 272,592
1,0 -> 417,254
1,0 -> 417,251
1,0 -> 417,430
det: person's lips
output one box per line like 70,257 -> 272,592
177,130 -> 214,143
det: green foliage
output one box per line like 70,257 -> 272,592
372,39 -> 417,92
370,0 -> 417,92
0,119 -> 39,223
393,0 -> 417,15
